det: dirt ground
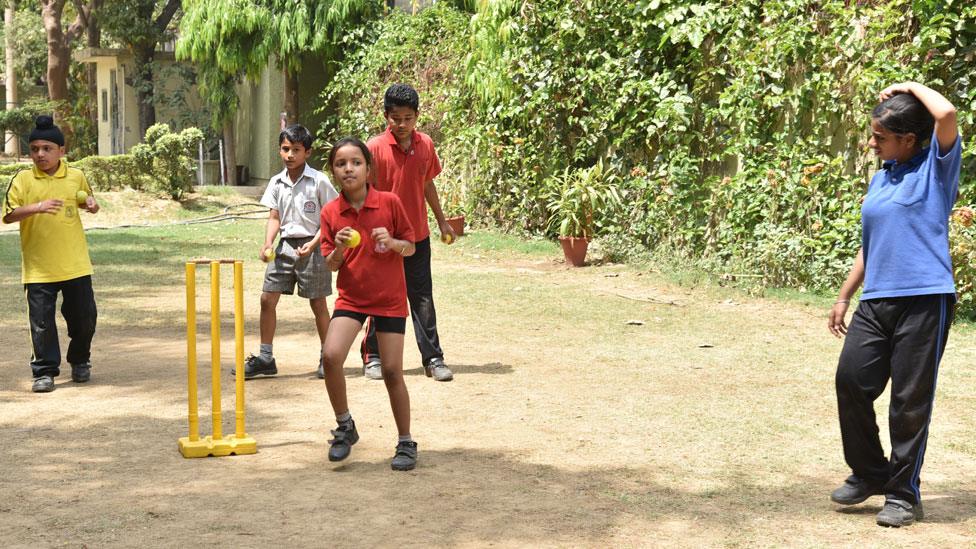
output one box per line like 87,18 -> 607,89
1,206 -> 975,547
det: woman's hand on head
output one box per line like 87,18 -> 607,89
879,83 -> 916,102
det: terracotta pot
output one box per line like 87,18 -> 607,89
558,236 -> 589,267
446,215 -> 465,236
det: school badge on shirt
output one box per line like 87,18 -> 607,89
303,200 -> 317,213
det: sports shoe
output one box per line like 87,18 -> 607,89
830,475 -> 885,505
328,420 -> 359,462
32,375 -> 55,393
877,498 -> 923,527
363,358 -> 383,380
391,440 -> 418,471
232,354 -> 278,379
425,357 -> 453,382
71,362 -> 91,383
317,355 -> 325,379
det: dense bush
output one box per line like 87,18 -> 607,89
131,123 -> 205,199
318,1 -> 976,316
73,155 -> 154,191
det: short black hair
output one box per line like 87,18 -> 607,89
872,93 -> 935,143
328,136 -> 372,169
384,83 -> 420,113
279,124 -> 314,149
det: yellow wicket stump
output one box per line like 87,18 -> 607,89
179,259 -> 257,458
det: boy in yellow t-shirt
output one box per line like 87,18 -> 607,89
2,115 -> 100,393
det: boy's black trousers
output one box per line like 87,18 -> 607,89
25,275 -> 97,378
835,293 -> 954,505
361,237 -> 443,366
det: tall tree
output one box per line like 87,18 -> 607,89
5,1 -> 19,155
179,0 -> 380,125
100,0 -> 180,137
39,0 -> 90,108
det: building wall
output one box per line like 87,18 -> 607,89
235,62 -> 285,186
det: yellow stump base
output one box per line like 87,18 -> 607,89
178,434 -> 257,458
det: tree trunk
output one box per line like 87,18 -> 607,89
5,3 -> 19,157
283,69 -> 299,124
41,0 -> 71,104
134,47 -> 156,138
223,119 -> 238,185
86,1 -> 101,137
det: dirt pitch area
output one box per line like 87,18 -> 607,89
1,196 -> 974,547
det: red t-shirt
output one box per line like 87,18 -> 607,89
367,127 -> 442,241
320,187 -> 416,317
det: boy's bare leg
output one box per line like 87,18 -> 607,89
259,291 -> 281,344
310,297 -> 330,344
321,316 -> 362,417
377,332 -> 410,436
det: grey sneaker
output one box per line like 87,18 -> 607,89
317,355 -> 325,379
877,498 -> 923,527
71,362 -> 91,383
32,375 -> 55,393
830,475 -> 885,505
425,357 -> 453,382
391,440 -> 418,471
363,358 -> 383,380
328,420 -> 359,462
232,353 -> 277,379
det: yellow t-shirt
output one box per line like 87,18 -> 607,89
2,160 -> 94,284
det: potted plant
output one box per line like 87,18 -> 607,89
545,160 -> 621,267
440,177 -> 466,237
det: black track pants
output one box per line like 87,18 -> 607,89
835,293 -> 954,504
25,275 -> 97,378
361,237 -> 443,366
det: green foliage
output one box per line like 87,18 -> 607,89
131,123 -> 204,199
0,99 -> 65,152
73,155 -> 154,192
316,1 -> 976,316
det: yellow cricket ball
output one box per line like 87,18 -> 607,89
347,229 -> 361,248
76,190 -> 88,204
263,249 -> 274,262
441,232 -> 455,245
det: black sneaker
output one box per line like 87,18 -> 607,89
391,440 -> 418,471
877,498 -> 923,527
71,362 -> 91,383
830,475 -> 885,505
328,420 -> 359,462
31,375 -> 55,393
317,355 -> 325,379
232,354 -> 278,379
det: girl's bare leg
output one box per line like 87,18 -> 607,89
377,331 -> 410,436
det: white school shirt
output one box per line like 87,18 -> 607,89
260,164 -> 339,238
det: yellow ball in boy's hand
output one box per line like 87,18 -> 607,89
263,249 -> 274,262
347,229 -> 361,248
441,232 -> 455,245
76,190 -> 88,204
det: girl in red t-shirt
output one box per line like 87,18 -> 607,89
318,137 -> 418,471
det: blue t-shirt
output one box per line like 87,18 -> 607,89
860,131 -> 962,300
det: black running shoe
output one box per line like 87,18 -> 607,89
830,475 -> 885,505
32,375 -> 55,393
391,440 -> 418,471
71,362 -> 91,383
232,354 -> 278,379
328,421 -> 359,462
877,498 -> 923,527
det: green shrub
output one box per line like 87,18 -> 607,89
131,123 -> 204,199
72,155 -> 154,191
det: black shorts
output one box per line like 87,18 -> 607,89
332,309 -> 406,334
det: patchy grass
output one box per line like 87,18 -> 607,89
0,189 -> 973,546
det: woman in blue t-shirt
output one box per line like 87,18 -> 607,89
827,82 -> 961,528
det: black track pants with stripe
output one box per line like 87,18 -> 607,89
25,275 -> 97,378
835,293 -> 954,505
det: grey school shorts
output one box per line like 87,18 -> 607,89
263,236 -> 332,299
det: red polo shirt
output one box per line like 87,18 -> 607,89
320,187 -> 416,317
367,127 -> 442,241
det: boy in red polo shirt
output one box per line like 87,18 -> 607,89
319,137 -> 418,471
360,83 -> 456,382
